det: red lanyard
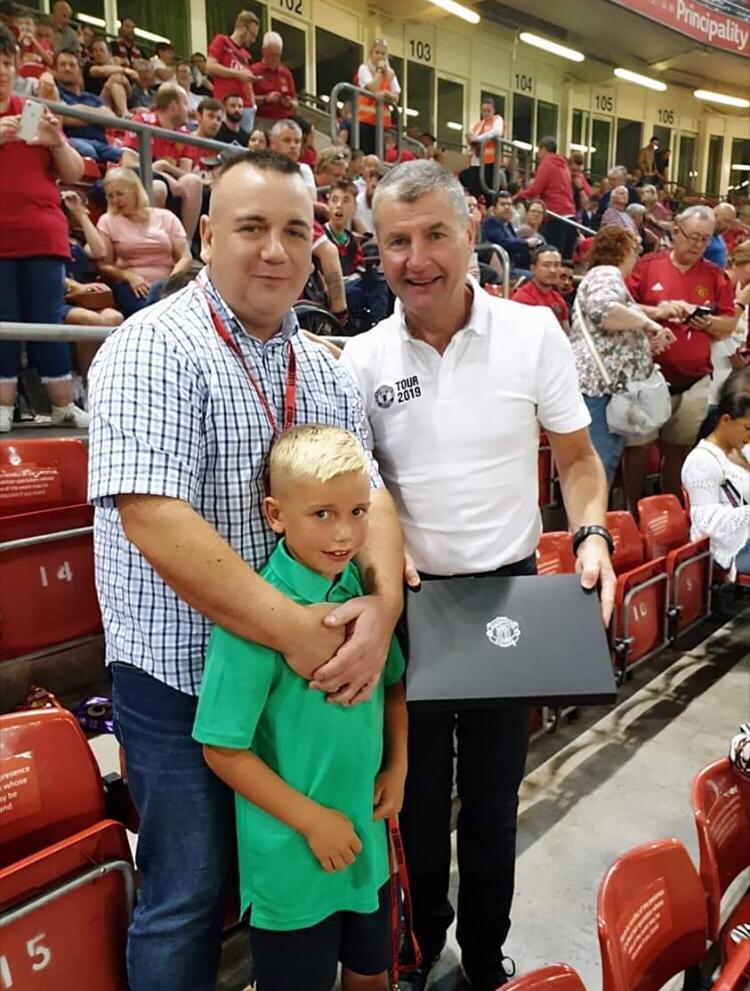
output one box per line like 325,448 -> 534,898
199,284 -> 297,439
387,816 -> 422,987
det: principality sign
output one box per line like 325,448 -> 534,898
611,0 -> 749,57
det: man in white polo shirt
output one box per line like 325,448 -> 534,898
341,161 -> 615,990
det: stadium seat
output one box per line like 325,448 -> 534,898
536,532 -> 575,575
0,708 -> 105,867
504,963 -> 587,991
691,758 -> 750,963
709,941 -> 750,991
0,819 -> 133,991
606,511 -> 668,684
538,433 -> 555,508
0,439 -> 89,516
597,837 -> 708,991
637,495 -> 712,640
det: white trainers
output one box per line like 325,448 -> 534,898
0,405 -> 13,433
50,403 -> 90,429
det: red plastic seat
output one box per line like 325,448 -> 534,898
538,433 -> 554,508
536,532 -> 575,575
637,495 -> 712,637
692,758 -> 750,963
504,963 -> 587,991
0,708 -> 104,868
0,439 -> 89,517
710,941 -> 750,991
597,837 -> 708,991
606,511 -> 668,682
0,819 -> 133,990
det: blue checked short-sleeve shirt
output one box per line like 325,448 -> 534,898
88,270 -> 381,695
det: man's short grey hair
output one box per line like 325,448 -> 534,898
262,31 -> 283,50
676,204 -> 715,227
270,119 -> 301,139
626,203 -> 645,217
372,160 -> 468,229
608,165 -> 627,179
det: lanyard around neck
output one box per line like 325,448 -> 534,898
198,283 -> 297,438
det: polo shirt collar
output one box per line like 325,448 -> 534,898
267,538 -> 361,602
196,268 -> 299,344
395,275 -> 489,342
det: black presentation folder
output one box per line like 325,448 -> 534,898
404,573 -> 617,709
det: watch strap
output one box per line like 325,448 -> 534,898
572,524 -> 614,556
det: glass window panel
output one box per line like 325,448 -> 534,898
590,117 -> 611,179
706,135 -> 723,196
77,0 -> 104,21
119,0 -> 189,57
728,137 -> 750,196
271,18 -> 305,95
614,117 -> 642,173
206,0 -> 266,53
437,78 -> 464,148
571,109 -> 587,147
406,61 -> 434,136
536,100 -> 557,146
511,93 -> 534,147
315,28 -> 361,104
677,134 -> 697,189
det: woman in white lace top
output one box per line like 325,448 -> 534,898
682,368 -> 750,578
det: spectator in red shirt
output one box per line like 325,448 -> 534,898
515,136 -> 577,261
0,28 -> 88,433
121,82 -> 204,243
15,12 -> 53,78
623,204 -> 739,507
715,202 -> 749,257
639,183 -> 672,245
297,114 -> 317,167
110,16 -> 143,68
207,10 -> 259,134
383,129 -> 416,164
512,246 -> 569,330
251,31 -> 298,128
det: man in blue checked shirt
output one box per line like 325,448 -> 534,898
87,150 -> 404,991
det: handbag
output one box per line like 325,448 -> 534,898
64,283 -> 115,311
573,294 -> 672,437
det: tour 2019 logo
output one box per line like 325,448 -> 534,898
374,375 -> 422,409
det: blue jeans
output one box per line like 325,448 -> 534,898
735,538 -> 750,575
111,663 -> 235,991
67,137 -> 123,163
112,280 -> 165,317
584,394 -> 625,483
0,257 -> 71,381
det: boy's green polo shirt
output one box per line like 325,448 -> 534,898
193,539 -> 405,931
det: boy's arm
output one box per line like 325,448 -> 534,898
373,680 -> 408,821
202,745 -> 362,873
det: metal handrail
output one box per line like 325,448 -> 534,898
475,242 -> 511,298
470,133 -> 512,198
0,526 -> 93,552
0,860 -> 135,927
329,82 -> 401,162
35,99 -> 242,200
544,210 -> 596,237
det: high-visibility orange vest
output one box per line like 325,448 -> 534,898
356,67 -> 393,129
470,115 -> 503,164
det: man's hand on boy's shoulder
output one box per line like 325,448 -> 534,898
303,805 -> 362,873
309,595 -> 398,705
373,764 -> 406,821
282,602 -> 346,680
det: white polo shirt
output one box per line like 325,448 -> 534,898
341,280 -> 590,575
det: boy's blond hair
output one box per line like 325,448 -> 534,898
269,425 -> 369,491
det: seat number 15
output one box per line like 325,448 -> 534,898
1,935 -> 53,987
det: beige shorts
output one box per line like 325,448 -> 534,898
625,375 -> 711,449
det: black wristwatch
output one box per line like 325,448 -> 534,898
572,525 -> 614,556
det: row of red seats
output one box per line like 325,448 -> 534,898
502,756 -> 750,991
0,705 -> 134,989
0,439 -> 101,660
537,495 -> 713,685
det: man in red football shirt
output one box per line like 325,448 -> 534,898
121,82 -> 203,242
511,246 -> 569,330
251,31 -> 298,128
623,204 -> 738,508
206,10 -> 260,134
